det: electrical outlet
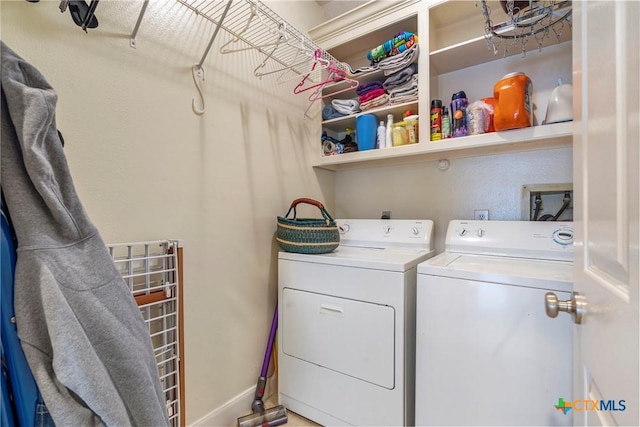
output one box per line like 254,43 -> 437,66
474,209 -> 489,220
381,210 -> 391,219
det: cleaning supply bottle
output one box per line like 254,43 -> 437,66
377,121 -> 386,149
386,114 -> 394,148
442,106 -> 451,139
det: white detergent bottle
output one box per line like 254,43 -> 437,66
377,121 -> 386,149
386,114 -> 394,148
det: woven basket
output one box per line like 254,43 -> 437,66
276,198 -> 340,254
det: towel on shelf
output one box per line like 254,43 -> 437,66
366,31 -> 418,63
388,74 -> 419,104
355,80 -> 384,96
387,74 -> 418,95
358,88 -> 387,104
360,93 -> 390,111
322,105 -> 345,120
342,62 -> 378,76
383,64 -> 418,90
378,44 -> 420,76
331,98 -> 360,115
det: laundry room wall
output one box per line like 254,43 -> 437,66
333,146 -> 573,253
1,1 -> 332,424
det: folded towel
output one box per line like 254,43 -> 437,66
379,44 -> 420,76
366,31 -> 418,63
356,80 -> 384,96
341,62 -> 378,76
360,93 -> 390,111
383,64 -> 418,90
387,74 -> 418,96
358,88 -> 387,104
322,105 -> 346,120
332,98 -> 360,115
389,93 -> 418,104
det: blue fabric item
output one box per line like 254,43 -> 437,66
322,105 -> 345,120
2,342 -> 17,427
1,207 -> 41,427
35,403 -> 55,427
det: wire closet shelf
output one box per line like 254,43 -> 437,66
170,0 -> 346,76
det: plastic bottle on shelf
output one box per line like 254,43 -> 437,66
404,115 -> 419,144
377,121 -> 386,149
386,114 -> 394,149
441,106 -> 451,139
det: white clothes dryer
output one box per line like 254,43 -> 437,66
278,219 -> 436,426
416,220 -> 574,426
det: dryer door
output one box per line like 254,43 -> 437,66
282,288 -> 395,389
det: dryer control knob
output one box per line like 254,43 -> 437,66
385,226 -> 392,234
412,227 -> 420,235
459,229 -> 468,236
339,224 -> 350,234
477,229 -> 485,237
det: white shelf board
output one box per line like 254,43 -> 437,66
430,31 -> 572,75
314,121 -> 573,170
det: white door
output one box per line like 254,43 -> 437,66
571,1 -> 639,426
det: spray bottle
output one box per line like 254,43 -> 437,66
442,106 -> 451,139
377,121 -> 386,149
386,114 -> 394,149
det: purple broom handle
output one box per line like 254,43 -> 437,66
261,304 -> 278,378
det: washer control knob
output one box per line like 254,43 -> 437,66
338,224 -> 350,234
412,227 -> 420,235
384,226 -> 392,234
459,228 -> 468,237
477,229 -> 485,237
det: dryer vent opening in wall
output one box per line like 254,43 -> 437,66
522,183 -> 573,221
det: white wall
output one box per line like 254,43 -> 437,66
334,147 -> 573,253
1,0 -> 332,424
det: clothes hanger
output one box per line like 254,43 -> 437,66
273,37 -> 324,84
307,65 -> 359,102
219,3 -> 284,55
252,36 -> 320,80
252,23 -> 289,78
292,50 -> 338,94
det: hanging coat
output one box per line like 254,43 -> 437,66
0,41 -> 169,426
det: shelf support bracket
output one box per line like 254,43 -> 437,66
197,0 -> 233,68
130,0 -> 149,49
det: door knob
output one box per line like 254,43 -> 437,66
545,291 -> 586,324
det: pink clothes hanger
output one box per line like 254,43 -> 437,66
307,63 -> 359,102
293,50 -> 340,94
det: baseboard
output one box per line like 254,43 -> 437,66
190,375 -> 275,427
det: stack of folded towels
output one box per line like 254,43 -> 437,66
383,63 -> 418,104
356,80 -> 388,111
330,98 -> 360,116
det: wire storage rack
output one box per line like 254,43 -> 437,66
131,0 -> 346,75
107,240 -> 183,426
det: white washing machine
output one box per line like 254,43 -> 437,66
416,220 -> 574,426
278,219 -> 436,426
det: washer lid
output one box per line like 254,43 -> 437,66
418,252 -> 573,292
279,245 -> 436,271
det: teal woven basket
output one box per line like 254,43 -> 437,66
276,198 -> 340,254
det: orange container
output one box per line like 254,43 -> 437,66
493,72 -> 532,131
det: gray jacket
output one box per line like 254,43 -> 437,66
0,41 -> 169,426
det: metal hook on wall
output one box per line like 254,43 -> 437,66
188,0 -> 233,115
191,65 -> 205,116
